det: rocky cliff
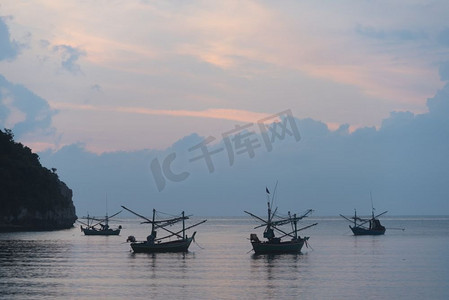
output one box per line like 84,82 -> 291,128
0,129 -> 77,231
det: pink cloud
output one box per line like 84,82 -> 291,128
50,102 -> 271,123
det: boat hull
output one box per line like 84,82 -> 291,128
251,238 -> 307,254
350,226 -> 385,236
130,233 -> 196,253
82,228 -> 121,236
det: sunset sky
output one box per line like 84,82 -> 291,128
1,1 -> 448,153
2,1 -> 449,215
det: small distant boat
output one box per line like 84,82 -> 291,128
340,209 -> 387,236
340,193 -> 387,236
244,185 -> 317,254
122,205 -> 207,253
79,210 -> 122,236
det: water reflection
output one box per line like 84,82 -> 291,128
127,251 -> 194,281
0,218 -> 446,299
352,235 -> 384,256
128,251 -> 194,261
250,252 -> 302,261
248,252 -> 309,298
251,253 -> 306,276
0,239 -> 73,299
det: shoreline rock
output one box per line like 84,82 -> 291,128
0,182 -> 77,232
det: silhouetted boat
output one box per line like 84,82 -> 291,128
340,193 -> 387,235
122,206 -> 207,253
340,209 -> 387,235
244,185 -> 317,254
79,210 -> 122,236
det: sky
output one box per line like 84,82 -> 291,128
1,1 -> 449,216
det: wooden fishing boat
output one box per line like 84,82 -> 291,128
128,232 -> 196,253
340,193 -> 387,236
122,206 -> 206,253
340,209 -> 387,236
245,185 -> 317,254
82,226 -> 121,236
79,210 -> 122,236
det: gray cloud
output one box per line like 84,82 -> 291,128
39,39 -> 50,48
437,28 -> 449,47
0,74 -> 56,138
355,24 -> 427,41
90,84 -> 102,92
0,17 -> 19,61
53,45 -> 86,74
439,61 -> 449,81
426,82 -> 449,120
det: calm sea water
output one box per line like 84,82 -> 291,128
1,216 -> 448,299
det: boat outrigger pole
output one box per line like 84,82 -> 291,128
121,205 -> 183,239
154,220 -> 207,242
121,205 -> 207,241
278,222 -> 318,239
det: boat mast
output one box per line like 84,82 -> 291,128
267,195 -> 272,231
105,194 -> 108,228
293,213 -> 298,239
182,211 -> 185,239
288,211 -> 294,232
152,208 -> 156,234
354,209 -> 357,227
370,191 -> 375,230
262,186 -> 276,241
